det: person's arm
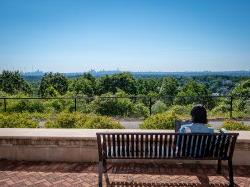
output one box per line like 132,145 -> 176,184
179,126 -> 186,133
179,125 -> 191,133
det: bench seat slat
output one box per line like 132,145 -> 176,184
159,134 -> 163,158
112,134 -> 116,158
140,134 -> 144,158
126,134 -> 130,157
107,134 -> 111,157
121,134 -> 125,157
168,134 -> 172,158
154,134 -> 158,158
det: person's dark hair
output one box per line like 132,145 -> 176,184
191,105 -> 208,124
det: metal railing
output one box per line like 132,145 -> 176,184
0,95 -> 249,118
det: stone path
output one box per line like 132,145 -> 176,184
0,160 -> 250,186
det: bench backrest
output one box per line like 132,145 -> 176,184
97,133 -> 238,160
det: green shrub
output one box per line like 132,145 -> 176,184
73,98 -> 92,113
47,99 -> 65,112
132,103 -> 149,118
30,112 -> 50,121
75,114 -> 90,128
7,99 -> 45,113
92,97 -> 133,117
151,100 -> 167,114
140,112 -> 179,129
43,112 -> 123,129
221,120 -> 250,131
210,103 -> 230,114
165,105 -> 192,120
115,98 -> 133,116
28,101 -> 45,112
167,105 -> 192,115
91,90 -> 150,118
44,120 -> 60,128
56,112 -> 81,128
91,92 -> 134,117
0,113 -> 38,128
9,100 -> 28,112
78,115 -> 124,129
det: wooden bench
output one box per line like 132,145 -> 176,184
97,132 -> 239,187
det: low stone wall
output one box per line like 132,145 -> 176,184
0,129 -> 250,165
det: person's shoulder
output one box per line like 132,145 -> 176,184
198,124 -> 214,133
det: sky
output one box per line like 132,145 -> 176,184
0,0 -> 250,72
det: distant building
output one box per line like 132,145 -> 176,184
212,93 -> 220,96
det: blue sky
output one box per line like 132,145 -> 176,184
0,0 -> 250,72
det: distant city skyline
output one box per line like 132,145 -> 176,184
1,0 -> 250,72
21,69 -> 250,75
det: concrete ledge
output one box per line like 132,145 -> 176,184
0,128 -> 250,165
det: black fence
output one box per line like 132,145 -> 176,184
0,95 -> 249,119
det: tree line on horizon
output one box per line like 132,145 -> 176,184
0,70 -> 249,96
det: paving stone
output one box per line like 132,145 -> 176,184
0,160 -> 249,186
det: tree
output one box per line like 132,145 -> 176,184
82,73 -> 96,84
70,77 -> 94,96
230,79 -> 250,111
39,72 -> 68,97
90,91 -> 134,116
159,77 -> 178,104
97,73 -> 137,95
43,86 -> 59,97
175,80 -> 212,107
136,78 -> 161,95
231,79 -> 250,98
0,70 -> 32,94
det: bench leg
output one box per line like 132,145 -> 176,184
103,159 -> 110,186
98,161 -> 103,187
217,159 -> 222,174
228,159 -> 234,187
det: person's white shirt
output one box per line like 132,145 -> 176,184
179,123 -> 214,133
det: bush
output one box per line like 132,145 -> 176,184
151,100 -> 167,114
45,99 -> 67,112
29,101 -> 46,112
210,103 -> 230,114
221,120 -> 250,131
132,103 -> 150,118
78,115 -> 124,129
56,112 -> 81,128
140,112 -> 179,129
31,112 -> 49,121
0,112 -> 123,129
44,112 -> 123,129
10,100 -> 28,112
0,113 -> 38,128
90,90 -> 151,118
168,105 -> 192,117
43,97 -> 76,113
44,120 -> 60,128
91,96 -> 133,117
7,99 -> 45,113
50,99 -> 64,112
74,114 -> 90,128
74,98 -> 92,113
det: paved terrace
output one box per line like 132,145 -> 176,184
1,129 -> 250,186
0,160 -> 250,187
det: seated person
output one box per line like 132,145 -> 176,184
176,105 -> 214,156
179,105 -> 213,133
